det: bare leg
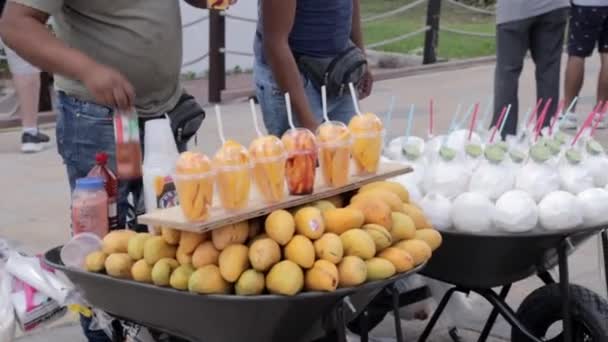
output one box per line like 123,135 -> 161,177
12,72 -> 41,128
564,56 -> 585,113
598,53 -> 608,106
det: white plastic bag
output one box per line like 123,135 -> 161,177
515,160 -> 560,202
577,188 -> 608,227
420,193 -> 452,230
422,156 -> 470,199
493,190 -> 538,233
538,191 -> 583,230
446,129 -> 482,156
0,262 -> 16,342
583,140 -> 608,187
385,136 -> 425,162
559,161 -> 594,195
451,192 -> 495,233
469,160 -> 514,200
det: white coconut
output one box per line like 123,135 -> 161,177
538,191 -> 583,230
515,161 -> 560,202
420,193 -> 452,231
577,188 -> 608,227
494,190 -> 538,233
469,161 -> 514,200
451,192 -> 494,233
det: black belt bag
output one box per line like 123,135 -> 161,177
166,93 -> 205,145
297,43 -> 368,98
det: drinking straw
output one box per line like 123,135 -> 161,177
590,101 -> 608,137
534,98 -> 552,142
429,98 -> 434,137
321,85 -> 329,122
405,103 -> 415,141
385,95 -> 396,128
214,105 -> 226,144
528,98 -> 544,127
285,93 -> 296,130
489,106 -> 507,143
548,100 -> 565,136
477,96 -> 493,131
554,97 -> 579,134
457,103 -> 476,129
249,99 -> 263,138
348,82 -> 362,115
468,103 -> 480,141
498,104 -> 512,137
571,104 -> 603,146
448,103 -> 462,132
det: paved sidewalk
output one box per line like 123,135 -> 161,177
3,54 -> 608,341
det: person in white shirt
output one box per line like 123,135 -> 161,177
563,0 -> 608,129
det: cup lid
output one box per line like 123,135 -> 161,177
75,177 -> 104,190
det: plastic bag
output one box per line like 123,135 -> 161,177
583,140 -> 608,187
420,193 -> 452,230
538,191 -> 583,230
494,190 -> 538,233
559,161 -> 594,194
424,135 -> 444,162
389,172 -> 423,204
384,136 -> 425,162
0,262 -> 16,342
446,129 -> 482,157
422,157 -> 470,199
515,160 -> 560,202
577,188 -> 608,227
451,192 -> 495,233
469,160 -> 514,200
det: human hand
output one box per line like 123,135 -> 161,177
358,68 -> 373,100
81,63 -> 135,111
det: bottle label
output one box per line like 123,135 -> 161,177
108,197 -> 118,229
155,175 -> 178,209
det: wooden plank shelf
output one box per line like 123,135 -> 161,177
138,161 -> 412,233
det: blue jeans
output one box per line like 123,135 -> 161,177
56,92 -> 187,342
253,60 -> 356,136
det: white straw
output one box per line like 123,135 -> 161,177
249,99 -> 263,138
285,93 -> 296,130
348,82 -> 362,115
321,85 -> 329,122
214,105 -> 226,144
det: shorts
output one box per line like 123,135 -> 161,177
1,41 -> 39,75
568,5 -> 608,57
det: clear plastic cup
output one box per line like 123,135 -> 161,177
214,140 -> 252,210
348,113 -> 385,175
60,233 -> 103,270
175,152 -> 215,221
249,136 -> 287,203
281,128 -> 318,195
316,121 -> 352,187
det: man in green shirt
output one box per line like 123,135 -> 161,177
0,0 -> 235,340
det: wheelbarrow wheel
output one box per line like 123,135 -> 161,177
512,284 -> 608,342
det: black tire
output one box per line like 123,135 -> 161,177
512,284 -> 608,342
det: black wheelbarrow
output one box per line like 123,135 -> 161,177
417,226 -> 608,342
44,247 -> 424,342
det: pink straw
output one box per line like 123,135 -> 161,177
429,99 -> 434,136
549,100 -> 565,136
590,101 -> 608,137
468,103 -> 480,141
571,102 -> 604,146
489,106 -> 507,143
528,98 -> 544,126
534,98 -> 552,142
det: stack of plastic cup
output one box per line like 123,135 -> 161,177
281,128 -> 318,195
213,140 -> 252,210
174,151 -> 215,221
249,135 -> 287,203
316,121 -> 352,187
60,233 -> 103,270
348,112 -> 385,175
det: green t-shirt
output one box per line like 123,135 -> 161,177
11,0 -> 183,115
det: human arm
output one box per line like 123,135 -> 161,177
350,0 -> 373,99
261,0 -> 318,131
0,2 -> 135,109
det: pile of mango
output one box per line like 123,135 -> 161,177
85,181 -> 442,296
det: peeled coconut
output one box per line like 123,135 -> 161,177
515,145 -> 560,202
446,129 -> 482,154
469,146 -> 514,200
385,136 -> 425,162
558,149 -> 594,195
422,147 -> 470,199
538,191 -> 583,231
493,190 -> 538,233
451,192 -> 494,233
583,140 -> 608,187
577,188 -> 608,227
420,193 -> 452,230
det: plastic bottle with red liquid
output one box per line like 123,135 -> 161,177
88,152 -> 118,230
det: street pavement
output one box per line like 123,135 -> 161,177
3,53 -> 608,341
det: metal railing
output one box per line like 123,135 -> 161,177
199,0 -> 496,103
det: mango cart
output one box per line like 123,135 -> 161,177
44,162 -> 432,342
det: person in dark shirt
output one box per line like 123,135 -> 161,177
254,0 -> 372,136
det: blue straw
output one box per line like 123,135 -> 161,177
498,104 -> 512,137
477,96 -> 493,131
555,96 -> 578,134
457,103 -> 475,129
405,104 -> 415,140
443,103 -> 462,146
385,96 -> 396,129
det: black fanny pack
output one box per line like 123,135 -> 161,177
296,43 -> 368,98
166,93 -> 205,145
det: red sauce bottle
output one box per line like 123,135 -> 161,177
88,152 -> 119,230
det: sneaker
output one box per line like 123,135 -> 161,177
21,131 -> 50,153
559,112 -> 578,130
594,113 -> 608,129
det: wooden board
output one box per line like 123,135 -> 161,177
138,161 -> 412,233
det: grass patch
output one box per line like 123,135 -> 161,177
361,0 -> 496,60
